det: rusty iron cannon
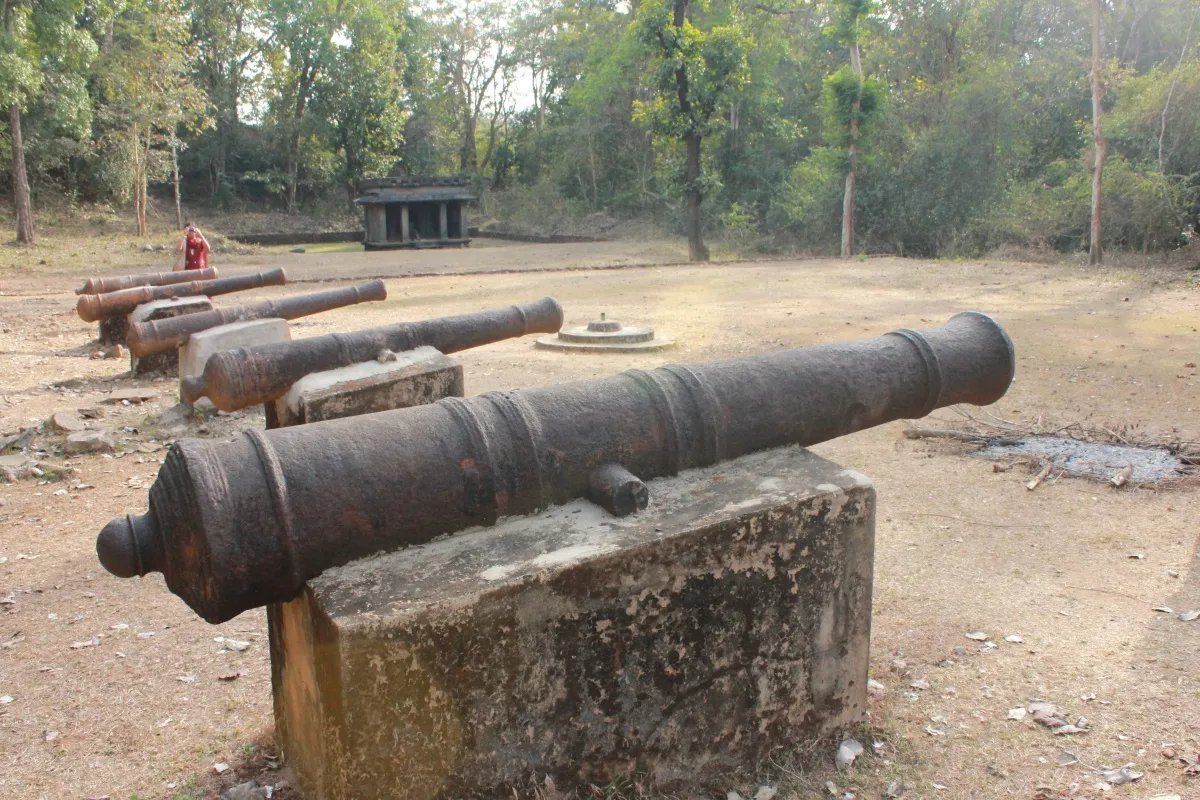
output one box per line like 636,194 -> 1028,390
126,280 -> 388,358
179,296 -> 566,410
97,312 -> 1014,623
76,267 -> 219,296
76,268 -> 288,323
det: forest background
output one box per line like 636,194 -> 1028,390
1,0 -> 1198,261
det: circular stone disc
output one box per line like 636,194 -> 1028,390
535,334 -> 676,353
556,324 -> 655,345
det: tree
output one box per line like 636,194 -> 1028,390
635,0 -> 750,262
1089,0 -> 1106,265
431,0 -> 511,172
263,0 -> 345,213
187,0 -> 268,198
313,0 -> 408,204
0,0 -> 95,243
95,0 -> 208,235
824,0 -> 883,258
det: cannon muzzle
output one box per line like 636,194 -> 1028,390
77,267 -> 220,295
126,280 -> 387,357
98,312 -> 1014,623
76,268 -> 287,322
179,296 -> 566,410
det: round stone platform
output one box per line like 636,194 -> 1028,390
536,313 -> 675,353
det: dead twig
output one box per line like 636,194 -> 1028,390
902,427 -> 990,442
1061,584 -> 1145,602
1026,462 -> 1053,491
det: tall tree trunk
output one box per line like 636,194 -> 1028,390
1089,0 -> 1105,266
286,148 -> 299,214
172,139 -> 183,230
684,131 -> 709,262
10,102 -> 33,244
842,41 -> 863,259
132,128 -> 144,237
460,112 -> 477,171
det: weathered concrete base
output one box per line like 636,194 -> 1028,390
271,446 -> 875,799
178,318 -> 291,407
271,345 -> 463,426
129,297 -> 214,376
98,316 -> 128,347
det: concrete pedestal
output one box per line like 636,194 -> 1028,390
271,446 -> 875,799
178,318 -> 292,407
270,346 -> 463,426
129,297 -> 214,376
98,316 -> 129,347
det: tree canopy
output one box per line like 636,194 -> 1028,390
2,0 -> 1198,258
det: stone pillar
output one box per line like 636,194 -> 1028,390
399,204 -> 410,244
438,201 -> 448,242
265,345 -> 466,783
458,201 -> 469,240
128,297 -> 215,376
271,446 -> 875,799
365,205 -> 385,246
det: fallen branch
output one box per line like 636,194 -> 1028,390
904,512 -> 1048,528
903,427 -> 990,442
31,460 -> 75,477
1027,462 -> 1053,491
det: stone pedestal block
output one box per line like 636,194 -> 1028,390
271,446 -> 875,800
270,345 -> 463,426
128,297 -> 214,376
98,316 -> 128,347
178,318 -> 292,407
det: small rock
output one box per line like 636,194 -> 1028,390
102,388 -> 157,405
290,246 -> 306,253
157,403 -> 192,429
910,678 -> 930,691
376,348 -> 398,363
753,787 -> 777,800
213,762 -> 230,774
1101,766 -> 1141,785
50,412 -> 86,433
77,407 -> 104,419
890,658 -> 908,673
218,670 -> 242,681
224,638 -> 250,652
0,695 -> 12,704
221,782 -> 272,800
965,631 -> 988,641
44,730 -> 58,742
835,738 -> 864,771
102,344 -> 123,360
1007,707 -> 1026,720
1004,634 -> 1023,643
867,678 -> 886,698
885,780 -> 905,798
65,431 -> 115,455
143,244 -> 155,252
727,793 -> 743,800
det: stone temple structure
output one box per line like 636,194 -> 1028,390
356,176 -> 475,249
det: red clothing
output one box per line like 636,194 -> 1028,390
185,235 -> 208,270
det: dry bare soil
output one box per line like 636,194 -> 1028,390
1,236 -> 1198,800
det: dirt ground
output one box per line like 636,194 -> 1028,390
1,238 -> 1198,800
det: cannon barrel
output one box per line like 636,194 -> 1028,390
97,312 -> 1014,623
179,296 -> 566,410
126,280 -> 388,357
76,268 -> 287,323
76,267 -> 220,295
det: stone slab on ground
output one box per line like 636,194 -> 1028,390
50,412 -> 87,433
271,345 -> 463,426
271,446 -> 876,800
178,318 -> 292,408
102,388 -> 158,405
129,297 -> 215,376
64,430 -> 115,455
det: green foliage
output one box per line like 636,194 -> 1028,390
822,65 -> 885,148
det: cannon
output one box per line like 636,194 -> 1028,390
125,280 -> 388,358
179,296 -> 566,410
97,312 -> 1014,623
76,267 -> 219,296
76,268 -> 288,323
